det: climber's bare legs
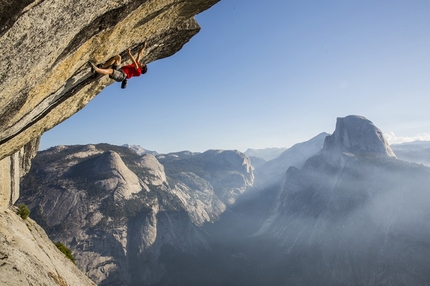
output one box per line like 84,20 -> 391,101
100,54 -> 122,68
88,54 -> 122,75
88,61 -> 113,76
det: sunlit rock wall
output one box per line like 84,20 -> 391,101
0,0 -> 219,208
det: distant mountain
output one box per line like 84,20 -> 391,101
256,132 -> 329,185
244,147 -> 287,161
255,115 -> 430,285
391,140 -> 430,150
19,115 -> 430,286
19,144 -> 254,285
391,141 -> 430,166
122,144 -> 158,156
156,149 -> 254,206
245,155 -> 267,170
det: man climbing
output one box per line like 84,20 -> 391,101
89,42 -> 148,89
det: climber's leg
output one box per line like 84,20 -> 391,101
89,59 -> 126,82
88,61 -> 114,76
100,54 -> 122,69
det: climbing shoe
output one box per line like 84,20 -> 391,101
121,79 -> 128,89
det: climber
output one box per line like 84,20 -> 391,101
88,42 -> 148,89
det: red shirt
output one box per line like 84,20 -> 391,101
121,63 -> 142,79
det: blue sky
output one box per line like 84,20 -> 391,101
40,0 -> 430,153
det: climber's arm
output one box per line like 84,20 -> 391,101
127,49 -> 140,70
136,42 -> 146,63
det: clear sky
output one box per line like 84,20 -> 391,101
40,0 -> 430,153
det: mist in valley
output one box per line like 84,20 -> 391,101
18,118 -> 430,286
177,151 -> 430,286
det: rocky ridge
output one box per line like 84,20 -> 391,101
18,115 -> 430,285
391,141 -> 430,167
19,144 -> 254,285
254,115 -> 430,285
0,208 -> 95,286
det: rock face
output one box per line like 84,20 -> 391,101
0,138 -> 39,209
0,1 -> 218,284
19,144 -> 254,285
254,116 -> 430,285
322,115 -> 396,165
0,208 -> 95,286
0,0 -> 219,209
94,151 -> 147,200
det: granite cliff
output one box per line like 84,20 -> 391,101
0,0 -> 219,209
19,116 -> 430,285
19,144 -> 254,285
0,208 -> 96,286
254,116 -> 430,285
322,115 -> 396,166
0,1 -> 218,284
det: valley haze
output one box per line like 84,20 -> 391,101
19,115 -> 430,285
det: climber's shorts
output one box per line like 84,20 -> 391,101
109,67 -> 127,82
